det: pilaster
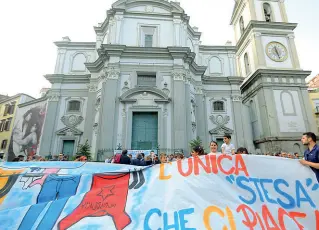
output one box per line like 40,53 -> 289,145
39,93 -> 61,156
98,65 -> 120,155
194,86 -> 207,147
287,34 -> 301,69
83,82 -> 98,145
253,32 -> 266,68
231,95 -> 245,148
172,68 -> 187,153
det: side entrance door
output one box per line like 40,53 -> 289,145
62,140 -> 75,157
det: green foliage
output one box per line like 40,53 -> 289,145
189,136 -> 204,150
76,140 -> 92,160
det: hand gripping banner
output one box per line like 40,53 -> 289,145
0,154 -> 318,229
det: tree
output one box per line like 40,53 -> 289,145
189,136 -> 204,150
76,140 -> 92,160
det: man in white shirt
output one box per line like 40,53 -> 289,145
221,134 -> 235,155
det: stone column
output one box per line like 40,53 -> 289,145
39,93 -> 60,156
185,76 -> 192,147
82,82 -> 97,145
287,34 -> 301,69
98,67 -> 120,156
172,69 -> 187,153
109,17 -> 116,44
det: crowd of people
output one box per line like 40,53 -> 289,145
2,133 -> 318,180
105,133 -> 318,166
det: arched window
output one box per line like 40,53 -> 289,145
244,53 -> 251,76
68,100 -> 81,112
280,91 -> 296,116
71,53 -> 87,71
263,3 -> 272,22
239,16 -> 245,35
209,57 -> 222,74
213,101 -> 225,112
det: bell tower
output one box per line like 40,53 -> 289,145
231,0 -> 316,153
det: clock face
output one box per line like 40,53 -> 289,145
266,42 -> 288,62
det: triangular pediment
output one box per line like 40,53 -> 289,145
209,126 -> 233,135
56,127 -> 83,136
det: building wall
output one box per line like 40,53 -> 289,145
308,89 -> 319,135
7,99 -> 47,161
0,94 -> 34,158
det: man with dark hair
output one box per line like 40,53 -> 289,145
300,132 -> 319,182
119,149 -> 131,165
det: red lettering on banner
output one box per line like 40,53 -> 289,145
237,204 -> 307,230
162,154 -> 249,180
177,158 -> 193,177
217,154 -> 235,175
234,154 -> 249,176
278,209 -> 306,230
209,155 -> 218,174
262,205 -> 280,230
237,204 -> 258,229
194,155 -> 211,175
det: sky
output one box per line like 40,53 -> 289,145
0,0 -> 318,98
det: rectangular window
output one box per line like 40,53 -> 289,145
1,140 -> 7,149
4,118 -> 12,131
0,120 -> 5,132
137,75 -> 156,87
145,34 -> 153,47
140,26 -> 156,47
9,102 -> 16,114
3,104 -> 9,116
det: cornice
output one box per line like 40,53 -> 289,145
199,45 -> 237,52
236,21 -> 297,49
44,74 -> 91,84
187,25 -> 201,39
202,76 -> 243,85
85,56 -> 105,73
54,41 -> 96,48
241,69 -> 311,91
18,97 -> 48,108
0,93 -> 35,104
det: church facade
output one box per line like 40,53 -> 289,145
37,0 -> 315,160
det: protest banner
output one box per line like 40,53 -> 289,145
0,154 -> 318,229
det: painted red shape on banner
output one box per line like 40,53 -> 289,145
58,174 -> 131,230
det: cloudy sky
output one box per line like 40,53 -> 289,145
0,0 -> 318,98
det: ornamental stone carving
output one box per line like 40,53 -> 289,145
104,67 -> 120,80
145,5 -> 154,12
87,83 -> 98,92
210,115 -> 230,126
122,81 -> 130,93
231,95 -> 242,102
61,115 -> 84,128
93,123 -> 99,135
195,87 -> 203,95
48,93 -> 60,102
162,82 -> 170,95
172,70 -> 186,81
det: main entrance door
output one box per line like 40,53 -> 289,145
62,140 -> 75,157
132,112 -> 158,150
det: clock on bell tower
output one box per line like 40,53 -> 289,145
230,0 -> 316,154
